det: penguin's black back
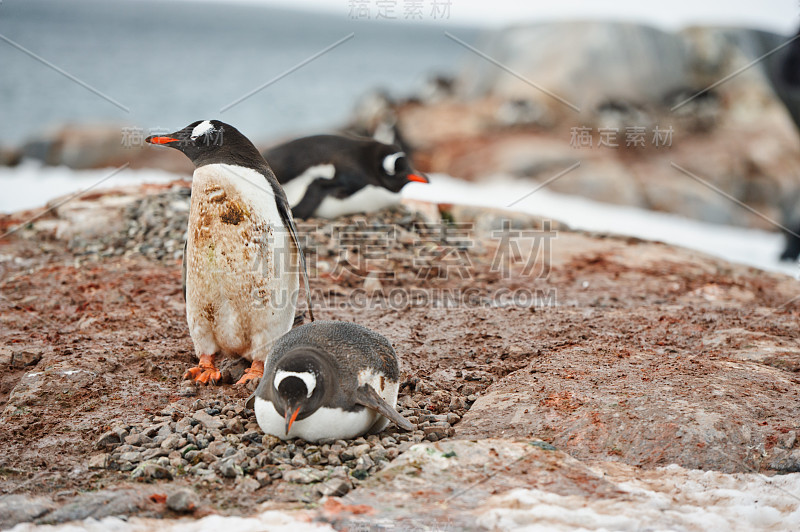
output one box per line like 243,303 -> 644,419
263,135 -> 391,184
267,320 -> 400,382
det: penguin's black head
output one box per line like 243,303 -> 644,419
372,143 -> 429,192
270,348 -> 335,435
145,120 -> 261,168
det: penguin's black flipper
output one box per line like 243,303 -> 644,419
291,177 -> 336,219
354,384 -> 414,431
245,393 -> 255,410
181,240 -> 187,302
268,179 -> 315,322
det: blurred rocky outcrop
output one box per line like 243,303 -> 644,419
5,22 -> 800,232
360,22 -> 800,231
14,124 -> 193,174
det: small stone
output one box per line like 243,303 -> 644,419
237,476 -> 261,492
306,451 -> 323,465
242,431 -> 261,444
780,431 -> 797,450
178,386 -> 197,397
94,431 -> 121,450
354,455 -> 375,471
176,417 -> 194,433
225,418 -> 245,434
124,432 -> 151,446
216,458 -> 242,478
769,449 -> 800,473
327,453 -> 342,466
255,471 -> 272,487
193,410 -> 224,430
131,462 -> 173,481
207,440 -> 230,457
157,424 -> 173,438
161,434 -> 181,450
315,478 -> 351,497
166,489 -> 198,513
142,448 -> 169,461
449,396 -> 467,410
262,434 -> 281,448
282,468 -> 325,484
180,444 -> 198,457
119,451 -> 141,463
88,453 -> 109,469
291,454 -> 308,467
369,447 -> 387,462
169,451 -> 183,468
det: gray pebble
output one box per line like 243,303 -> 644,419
166,489 -> 198,513
131,462 -> 173,481
315,478 -> 351,497
282,468 -> 324,484
216,458 -> 242,478
193,411 -> 224,430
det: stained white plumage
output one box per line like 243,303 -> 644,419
185,163 -> 298,363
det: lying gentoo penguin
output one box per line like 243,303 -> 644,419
262,135 -> 429,219
146,120 -> 314,386
247,320 -> 414,441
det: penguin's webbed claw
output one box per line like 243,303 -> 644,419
184,354 -> 222,386
235,360 -> 264,386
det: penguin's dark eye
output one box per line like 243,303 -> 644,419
394,157 -> 408,173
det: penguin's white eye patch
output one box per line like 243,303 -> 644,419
382,152 -> 405,176
191,120 -> 215,140
275,370 -> 316,397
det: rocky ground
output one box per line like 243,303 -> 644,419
1,183 -> 800,530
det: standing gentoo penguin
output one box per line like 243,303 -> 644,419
145,120 -> 314,386
262,135 -> 429,219
247,320 -> 414,441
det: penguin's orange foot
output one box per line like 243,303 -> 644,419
236,360 -> 264,386
183,354 -> 221,385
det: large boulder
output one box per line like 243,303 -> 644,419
391,22 -> 800,230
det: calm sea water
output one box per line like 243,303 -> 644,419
0,0 -> 478,146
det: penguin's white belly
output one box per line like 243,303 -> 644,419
315,185 -> 401,219
185,164 -> 298,360
254,376 -> 400,442
281,164 -> 335,207
255,398 -> 381,442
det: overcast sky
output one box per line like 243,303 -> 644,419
181,0 -> 799,34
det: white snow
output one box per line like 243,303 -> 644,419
8,511 -> 333,532
1,161 -> 180,213
403,174 -> 800,278
477,464 -> 800,531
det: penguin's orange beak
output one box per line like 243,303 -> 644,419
407,173 -> 429,184
146,136 -> 179,144
285,405 -> 301,435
